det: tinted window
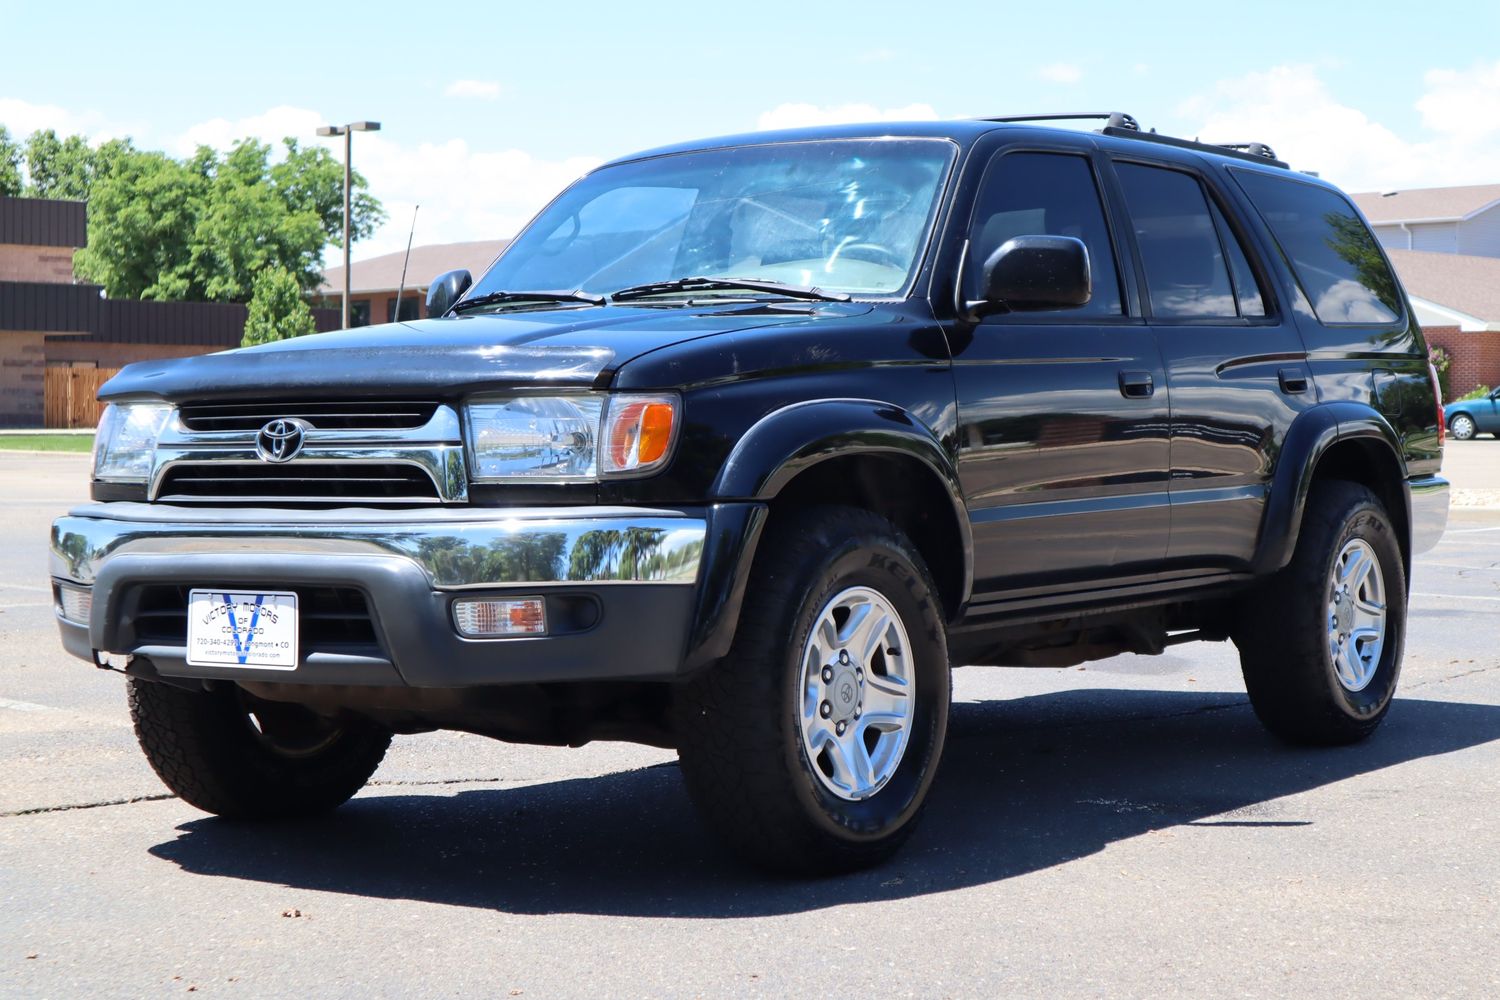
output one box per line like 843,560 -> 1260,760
1115,163 -> 1236,319
1208,198 -> 1266,317
1233,170 -> 1400,325
966,152 -> 1122,315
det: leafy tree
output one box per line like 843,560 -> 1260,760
10,129 -> 383,303
241,264 -> 318,347
74,149 -> 206,299
0,126 -> 22,197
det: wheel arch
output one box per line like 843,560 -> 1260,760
1253,402 -> 1412,576
711,398 -> 972,621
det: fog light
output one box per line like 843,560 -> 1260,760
56,583 -> 92,624
453,597 -> 547,637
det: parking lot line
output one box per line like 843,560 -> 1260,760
1412,591 -> 1500,602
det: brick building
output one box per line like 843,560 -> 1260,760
0,195 -> 337,427
1385,249 -> 1500,398
318,239 -> 508,325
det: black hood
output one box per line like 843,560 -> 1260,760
99,302 -> 872,402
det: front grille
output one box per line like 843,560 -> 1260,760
157,462 -> 442,502
131,584 -> 380,652
177,400 -> 440,432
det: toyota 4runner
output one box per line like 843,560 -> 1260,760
52,112 -> 1450,873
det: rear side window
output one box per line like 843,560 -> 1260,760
966,152 -> 1123,316
1115,163 -> 1242,320
1233,170 -> 1401,325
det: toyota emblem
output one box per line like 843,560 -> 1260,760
255,418 -> 308,464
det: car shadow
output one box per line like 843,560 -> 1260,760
147,689 -> 1500,917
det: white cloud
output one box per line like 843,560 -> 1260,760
1175,61 -> 1500,191
756,102 -> 939,131
443,79 -> 503,101
171,105 -> 326,156
1037,63 -> 1083,84
0,97 -> 134,142
341,134 -> 599,260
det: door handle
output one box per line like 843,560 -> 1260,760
1119,370 -> 1155,398
1278,368 -> 1309,394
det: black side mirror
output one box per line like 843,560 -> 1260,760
426,269 -> 473,318
966,235 -> 1091,320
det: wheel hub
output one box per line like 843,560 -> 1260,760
797,586 -> 915,801
1326,538 -> 1387,693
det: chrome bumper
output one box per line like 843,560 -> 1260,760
1409,475 -> 1449,555
51,502 -> 706,587
50,502 -> 711,687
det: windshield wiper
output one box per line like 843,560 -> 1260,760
450,289 -> 606,314
609,276 -> 851,304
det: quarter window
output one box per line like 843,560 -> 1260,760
966,152 -> 1123,316
1115,163 -> 1241,320
1233,170 -> 1401,325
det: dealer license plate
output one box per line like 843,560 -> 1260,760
185,590 -> 299,670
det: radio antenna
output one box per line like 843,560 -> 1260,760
393,204 -> 419,322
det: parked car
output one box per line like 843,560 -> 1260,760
52,112 -> 1448,874
1444,387 -> 1500,439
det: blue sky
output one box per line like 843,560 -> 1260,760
5,0 -> 1499,261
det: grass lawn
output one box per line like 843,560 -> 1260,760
0,434 -> 95,453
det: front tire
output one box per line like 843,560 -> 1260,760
1450,413 -> 1476,440
128,678 -> 392,819
674,506 -> 951,874
1235,481 -> 1407,745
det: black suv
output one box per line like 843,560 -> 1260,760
53,112 -> 1448,873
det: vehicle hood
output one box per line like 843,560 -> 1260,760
99,302 -> 873,402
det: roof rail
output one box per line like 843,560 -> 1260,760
1097,126 -> 1290,169
973,111 -> 1290,170
979,112 -> 1141,131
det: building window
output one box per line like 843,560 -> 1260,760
351,300 -> 372,327
387,296 -> 421,323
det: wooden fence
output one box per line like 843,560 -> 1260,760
44,367 -> 120,429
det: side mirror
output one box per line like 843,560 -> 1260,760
967,235 -> 1091,320
426,269 -> 473,318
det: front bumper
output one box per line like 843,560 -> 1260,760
1408,474 -> 1449,555
50,502 -> 742,688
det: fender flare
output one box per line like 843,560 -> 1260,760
714,398 -> 972,593
1252,402 -> 1410,575
682,399 -> 972,672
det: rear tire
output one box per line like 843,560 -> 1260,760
674,506 -> 951,874
128,677 -> 391,819
1450,414 -> 1476,440
1235,480 -> 1406,745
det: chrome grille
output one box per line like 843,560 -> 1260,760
177,400 -> 440,432
157,462 -> 442,503
149,403 -> 469,506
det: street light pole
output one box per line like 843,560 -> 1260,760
315,120 -> 381,329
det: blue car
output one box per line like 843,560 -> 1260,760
1446,388 -> 1500,440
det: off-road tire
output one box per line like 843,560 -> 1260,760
674,505 -> 951,874
128,677 -> 392,819
1236,480 -> 1407,745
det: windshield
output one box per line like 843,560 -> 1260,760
470,139 -> 955,299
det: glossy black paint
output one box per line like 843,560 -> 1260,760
426,268 -> 471,317
93,119 -> 1443,662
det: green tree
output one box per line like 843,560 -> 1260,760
73,148 -> 206,299
241,264 -> 318,347
0,126 -> 22,197
13,130 -> 383,303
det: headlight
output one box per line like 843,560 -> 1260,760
466,395 -> 605,481
93,402 -> 173,482
465,393 -> 678,482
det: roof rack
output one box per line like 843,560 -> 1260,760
976,111 -> 1290,170
980,112 -> 1141,131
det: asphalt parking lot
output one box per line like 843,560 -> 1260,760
3,448 -> 1498,999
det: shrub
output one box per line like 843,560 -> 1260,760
242,265 -> 318,347
1429,346 -> 1452,402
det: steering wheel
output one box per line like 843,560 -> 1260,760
835,242 -> 903,268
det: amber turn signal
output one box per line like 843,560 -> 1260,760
602,395 -> 677,475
